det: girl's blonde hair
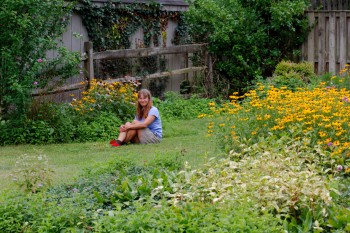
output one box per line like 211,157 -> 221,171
136,89 -> 153,119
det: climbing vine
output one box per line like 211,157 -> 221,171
75,0 -> 189,95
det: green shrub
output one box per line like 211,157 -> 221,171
70,79 -> 138,122
0,107 -> 122,145
268,60 -> 316,90
0,190 -> 97,232
155,91 -> 214,120
0,119 -> 55,145
0,0 -> 81,119
274,60 -> 315,80
186,0 -> 310,91
75,112 -> 122,142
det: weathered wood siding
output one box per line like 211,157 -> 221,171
302,10 -> 350,75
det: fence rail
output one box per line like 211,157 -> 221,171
84,42 -> 212,88
32,43 -> 212,98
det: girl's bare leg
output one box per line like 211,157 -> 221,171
117,121 -> 140,143
123,129 -> 138,143
117,131 -> 127,142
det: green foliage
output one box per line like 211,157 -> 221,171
0,79 -> 139,145
0,0 -> 82,119
93,200 -> 283,232
0,107 -> 123,145
0,88 -> 215,145
74,112 -> 122,143
186,0 -> 310,91
309,65 -> 350,90
75,0 -> 186,79
267,60 -> 316,90
70,79 -> 138,122
155,91 -> 215,120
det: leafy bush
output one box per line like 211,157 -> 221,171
155,91 -> 215,120
74,112 -> 122,143
0,110 -> 123,145
268,60 -> 316,90
70,79 -> 139,122
186,0 -> 310,91
0,79 -> 138,145
0,0 -> 81,119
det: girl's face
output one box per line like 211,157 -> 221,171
138,94 -> 149,107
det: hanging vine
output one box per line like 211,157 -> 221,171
75,0 -> 189,50
75,0 -> 189,95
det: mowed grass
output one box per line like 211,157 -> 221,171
0,118 -> 222,192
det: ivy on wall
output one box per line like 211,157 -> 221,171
75,0 -> 189,96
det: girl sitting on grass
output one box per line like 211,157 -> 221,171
110,89 -> 162,147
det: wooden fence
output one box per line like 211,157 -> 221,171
33,43 -> 212,98
302,10 -> 350,75
83,42 -> 212,94
302,0 -> 350,75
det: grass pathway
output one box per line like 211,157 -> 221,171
0,118 -> 222,192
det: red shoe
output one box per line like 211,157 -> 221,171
111,142 -> 121,147
110,140 -> 116,144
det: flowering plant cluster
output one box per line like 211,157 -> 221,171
70,79 -> 139,121
201,70 -> 350,175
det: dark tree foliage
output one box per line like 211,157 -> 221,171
186,0 -> 310,92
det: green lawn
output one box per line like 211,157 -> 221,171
0,118 -> 223,192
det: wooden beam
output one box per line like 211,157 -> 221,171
143,66 -> 207,80
104,66 -> 207,83
31,66 -> 207,96
32,82 -> 87,96
93,44 -> 208,60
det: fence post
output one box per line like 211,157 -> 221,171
84,41 -> 94,89
339,11 -> 346,71
205,48 -> 214,97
